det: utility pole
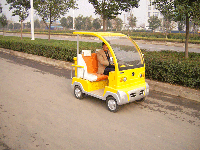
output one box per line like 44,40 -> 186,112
30,0 -> 35,40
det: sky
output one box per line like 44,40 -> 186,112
1,0 -> 147,27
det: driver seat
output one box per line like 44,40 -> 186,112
77,50 -> 108,81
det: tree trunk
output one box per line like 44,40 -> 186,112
3,27 -> 4,38
103,18 -> 106,32
48,23 -> 51,41
48,9 -> 51,41
193,23 -> 195,36
185,14 -> 189,59
21,20 -> 23,40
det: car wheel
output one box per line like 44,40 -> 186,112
74,86 -> 84,99
106,97 -> 119,112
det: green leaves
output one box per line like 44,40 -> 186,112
127,13 -> 137,29
0,14 -> 8,27
144,50 -> 200,88
89,0 -> 139,31
33,0 -> 77,40
6,0 -> 30,22
148,16 -> 161,32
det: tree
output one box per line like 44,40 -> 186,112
6,0 -> 30,40
0,14 -> 8,37
66,16 -> 73,29
34,19 -> 40,29
61,16 -> 73,29
0,3 -> 2,13
14,23 -> 21,29
75,15 -> 92,30
107,19 -> 112,30
113,17 -> 123,31
75,15 -> 84,30
148,15 -> 161,32
191,17 -> 200,35
89,0 -> 139,31
152,0 -> 200,58
152,0 -> 174,38
27,22 -> 31,28
93,18 -> 101,30
178,21 -> 185,32
83,16 -> 92,30
128,13 -> 137,29
60,17 -> 67,29
8,23 -> 14,30
34,0 -> 77,41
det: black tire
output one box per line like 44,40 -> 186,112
74,86 -> 84,99
106,97 -> 119,112
136,97 -> 145,102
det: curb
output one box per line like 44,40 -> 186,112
1,48 -> 200,102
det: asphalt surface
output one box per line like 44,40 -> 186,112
0,50 -> 200,150
1,32 -> 200,53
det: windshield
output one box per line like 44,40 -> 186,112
102,36 -> 143,71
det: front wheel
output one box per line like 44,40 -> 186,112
74,86 -> 84,99
106,97 -> 119,112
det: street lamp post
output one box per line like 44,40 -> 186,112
30,0 -> 35,40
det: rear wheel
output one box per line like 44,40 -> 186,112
74,86 -> 84,99
106,97 -> 119,112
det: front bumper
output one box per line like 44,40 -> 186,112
117,83 -> 149,105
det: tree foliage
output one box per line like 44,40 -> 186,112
152,0 -> 174,38
6,0 -> 30,39
14,23 -> 21,29
0,14 -> 8,37
148,15 -> 161,32
92,18 -> 101,30
113,17 -> 123,31
0,14 -> 8,27
34,19 -> 40,29
8,23 -> 14,30
0,3 -> 2,13
128,13 -> 137,29
178,21 -> 185,32
88,0 -> 139,31
75,15 -> 92,30
60,17 -> 67,29
34,0 -> 77,41
60,16 -> 73,29
152,0 -> 200,58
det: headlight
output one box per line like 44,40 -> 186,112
140,73 -> 145,78
120,77 -> 127,82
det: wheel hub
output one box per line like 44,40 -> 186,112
108,100 -> 116,111
75,88 -> 81,98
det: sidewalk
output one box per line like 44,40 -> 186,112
0,47 -> 199,102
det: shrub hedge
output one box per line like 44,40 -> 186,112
0,35 -> 199,89
142,50 -> 200,89
0,36 -> 100,62
124,31 -> 200,40
130,36 -> 200,44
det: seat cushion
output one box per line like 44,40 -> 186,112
82,53 -> 98,73
92,73 -> 108,81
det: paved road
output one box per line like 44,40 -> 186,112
0,52 -> 200,150
1,32 -> 200,53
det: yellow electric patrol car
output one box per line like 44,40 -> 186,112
71,32 -> 149,112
